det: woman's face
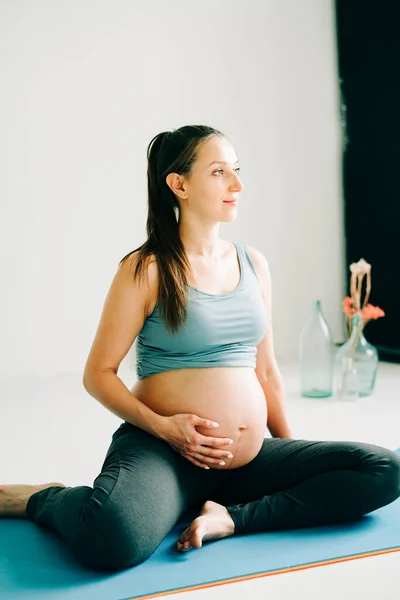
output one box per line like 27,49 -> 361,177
168,135 -> 244,222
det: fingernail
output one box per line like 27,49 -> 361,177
204,466 -> 210,470
219,461 -> 225,465
228,440 -> 234,444
227,453 -> 233,458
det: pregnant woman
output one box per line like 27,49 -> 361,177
2,125 -> 400,571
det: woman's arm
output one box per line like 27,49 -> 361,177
258,370 -> 293,439
244,245 -> 293,438
83,369 -> 167,439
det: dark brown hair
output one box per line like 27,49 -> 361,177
119,125 -> 226,333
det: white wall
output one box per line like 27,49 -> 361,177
1,0 -> 343,384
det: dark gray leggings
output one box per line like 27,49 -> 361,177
26,421 -> 400,572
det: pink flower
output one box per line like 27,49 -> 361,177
343,296 -> 356,317
361,304 -> 385,321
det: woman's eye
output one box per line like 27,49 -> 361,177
214,168 -> 241,175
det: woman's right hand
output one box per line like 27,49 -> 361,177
158,413 -> 234,469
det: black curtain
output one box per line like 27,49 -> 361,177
335,1 -> 400,362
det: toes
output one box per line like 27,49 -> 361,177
181,538 -> 192,549
179,528 -> 190,544
177,528 -> 193,551
177,541 -> 191,552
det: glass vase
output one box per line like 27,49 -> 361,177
299,300 -> 334,398
335,312 -> 379,400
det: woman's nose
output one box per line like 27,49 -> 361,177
230,176 -> 244,192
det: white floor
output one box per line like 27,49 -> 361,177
1,360 -> 399,600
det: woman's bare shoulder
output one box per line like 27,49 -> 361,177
122,250 -> 159,315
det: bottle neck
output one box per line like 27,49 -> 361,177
349,312 -> 366,345
351,312 -> 363,328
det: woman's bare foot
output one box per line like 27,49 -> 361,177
0,483 -> 66,518
176,500 -> 235,552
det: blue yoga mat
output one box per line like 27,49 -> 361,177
1,449 -> 400,600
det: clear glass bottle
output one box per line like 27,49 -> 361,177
299,300 -> 334,398
335,312 -> 378,399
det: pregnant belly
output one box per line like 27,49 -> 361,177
130,367 -> 268,470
